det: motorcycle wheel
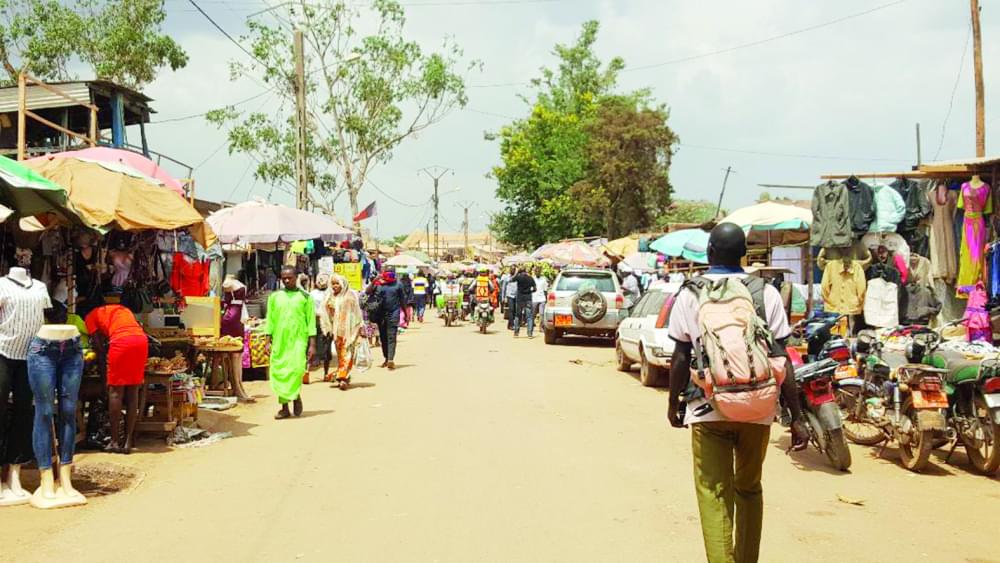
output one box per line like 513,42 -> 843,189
961,394 -> 1000,475
824,428 -> 853,471
480,323 -> 487,334
835,383 -> 885,446
445,315 -> 452,327
899,397 -> 934,472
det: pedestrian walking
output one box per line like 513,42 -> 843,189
532,268 -> 548,325
412,271 -> 429,322
399,273 -> 415,329
320,273 -> 364,389
310,274 -> 333,380
264,266 -> 315,419
666,223 -> 807,563
504,270 -> 518,330
368,270 -> 405,370
511,268 -> 536,338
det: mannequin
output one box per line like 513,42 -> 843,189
29,324 -> 86,509
970,174 -> 985,187
0,267 -> 51,507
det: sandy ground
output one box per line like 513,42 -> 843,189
3,316 -> 1000,563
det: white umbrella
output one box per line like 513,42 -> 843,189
206,200 -> 352,244
385,254 -> 428,268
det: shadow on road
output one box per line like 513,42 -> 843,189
771,435 -> 852,476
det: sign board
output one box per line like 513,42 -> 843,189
318,257 -> 334,276
334,263 -> 363,290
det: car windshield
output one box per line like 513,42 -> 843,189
556,273 -> 615,293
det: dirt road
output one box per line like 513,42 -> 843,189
4,318 -> 999,562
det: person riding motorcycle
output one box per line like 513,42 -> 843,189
472,266 -> 499,324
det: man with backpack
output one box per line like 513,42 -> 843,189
667,223 -> 808,563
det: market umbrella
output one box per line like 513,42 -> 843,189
620,251 -> 660,272
502,252 -> 533,265
206,199 -> 350,244
603,236 -> 639,257
385,254 -> 428,268
23,156 -> 216,247
720,201 -> 812,246
403,249 -> 432,264
33,147 -> 186,197
534,241 -> 610,267
650,229 -> 709,257
0,154 -> 81,222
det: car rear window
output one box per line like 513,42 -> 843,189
556,273 -> 616,293
639,291 -> 667,316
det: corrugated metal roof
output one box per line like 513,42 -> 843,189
919,155 -> 1000,172
0,82 -> 92,114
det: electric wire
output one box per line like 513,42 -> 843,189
367,178 -> 433,207
934,23 -> 973,161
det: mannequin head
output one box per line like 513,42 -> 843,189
707,223 -> 746,267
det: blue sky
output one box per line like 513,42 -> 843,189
140,0 -> 994,238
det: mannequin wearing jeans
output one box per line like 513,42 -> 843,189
0,267 -> 52,507
28,324 -> 86,509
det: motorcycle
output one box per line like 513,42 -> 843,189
783,357 -> 852,471
473,299 -> 494,334
442,295 -> 461,327
837,330 -> 951,472
789,314 -> 851,364
923,342 -> 1000,475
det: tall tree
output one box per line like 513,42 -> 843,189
571,97 -> 677,238
490,21 -> 623,248
207,0 -> 473,224
0,0 -> 187,89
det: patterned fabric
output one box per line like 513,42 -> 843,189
957,181 -> 992,291
249,331 -> 271,368
0,276 -> 52,360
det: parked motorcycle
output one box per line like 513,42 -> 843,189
473,300 -> 494,334
924,345 -> 1000,475
837,330 -> 951,472
784,357 -> 852,471
443,296 -> 461,327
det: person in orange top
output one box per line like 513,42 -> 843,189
84,302 -> 149,454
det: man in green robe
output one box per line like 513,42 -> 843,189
265,266 -> 316,419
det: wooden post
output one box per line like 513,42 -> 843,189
805,245 -> 813,318
89,107 -> 98,147
16,73 -> 26,161
971,0 -> 986,157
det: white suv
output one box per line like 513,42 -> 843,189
615,282 -> 680,387
542,268 -> 625,344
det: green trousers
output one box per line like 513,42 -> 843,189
691,422 -> 770,563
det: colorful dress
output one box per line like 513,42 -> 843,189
959,282 -> 991,343
319,274 -> 364,382
264,289 -> 316,403
221,285 -> 246,337
929,183 -> 958,282
956,181 -> 992,293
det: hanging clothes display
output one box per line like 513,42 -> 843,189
170,253 -> 210,297
956,180 -> 992,292
864,277 -> 900,328
845,177 -> 876,238
869,182 -> 906,233
959,281 -> 990,342
901,282 -> 942,325
890,178 -> 932,256
929,182 -> 959,282
908,254 -> 933,288
862,232 -> 910,264
818,249 -> 870,315
810,181 -> 852,247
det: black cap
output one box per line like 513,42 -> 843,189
708,222 -> 747,258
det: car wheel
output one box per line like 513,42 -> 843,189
639,347 -> 664,387
544,328 -> 558,345
616,340 -> 631,372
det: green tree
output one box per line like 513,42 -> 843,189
571,96 -> 677,238
490,21 -> 622,248
657,200 -> 722,227
0,0 -> 187,88
208,0 -> 473,225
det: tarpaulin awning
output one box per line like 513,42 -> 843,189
531,241 -> 610,267
32,147 -> 187,196
206,200 -> 351,244
23,156 -> 215,247
602,236 -> 639,257
720,201 -> 812,246
0,154 -> 81,223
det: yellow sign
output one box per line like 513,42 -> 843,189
334,263 -> 363,291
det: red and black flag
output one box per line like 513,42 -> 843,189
353,201 -> 377,222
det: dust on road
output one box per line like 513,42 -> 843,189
4,319 -> 999,563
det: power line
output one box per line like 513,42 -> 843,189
151,87 -> 277,124
367,178 -> 432,207
187,0 -> 269,67
678,142 -> 911,163
934,23 -> 973,161
468,0 -> 908,88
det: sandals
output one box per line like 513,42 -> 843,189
274,409 -> 291,420
292,398 -> 303,417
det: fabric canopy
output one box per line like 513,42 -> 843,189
385,254 -> 428,268
603,236 -> 639,257
720,202 -> 812,246
502,253 -> 533,265
23,156 -> 215,247
32,148 -> 186,196
620,252 -> 660,272
532,241 -> 610,267
403,250 -> 432,264
0,155 -> 81,223
206,200 -> 351,244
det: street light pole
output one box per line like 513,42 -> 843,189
457,201 -> 476,260
418,166 -> 452,260
293,29 -> 308,209
971,0 -> 986,157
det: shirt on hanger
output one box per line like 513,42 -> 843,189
819,251 -> 870,315
864,278 -> 900,328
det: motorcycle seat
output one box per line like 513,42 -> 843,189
930,351 -> 981,384
795,358 -> 839,381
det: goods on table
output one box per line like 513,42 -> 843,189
146,351 -> 189,374
193,335 -> 244,351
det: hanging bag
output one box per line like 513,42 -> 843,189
354,339 -> 372,372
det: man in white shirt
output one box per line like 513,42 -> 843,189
531,269 -> 549,323
666,223 -> 807,563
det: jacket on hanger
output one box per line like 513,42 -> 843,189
846,179 -> 876,237
890,178 -> 932,232
869,182 -> 906,233
818,249 -> 871,315
810,181 -> 852,247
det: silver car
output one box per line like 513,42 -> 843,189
542,268 -> 625,344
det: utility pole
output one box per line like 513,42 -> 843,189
715,166 -> 733,219
418,166 -> 453,260
426,222 -> 431,255
457,201 -> 476,260
971,0 -> 986,157
293,29 -> 308,209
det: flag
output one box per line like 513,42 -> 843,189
353,201 -> 377,222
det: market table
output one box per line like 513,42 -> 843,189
196,345 -> 254,403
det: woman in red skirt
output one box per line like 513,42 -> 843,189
85,303 -> 149,454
